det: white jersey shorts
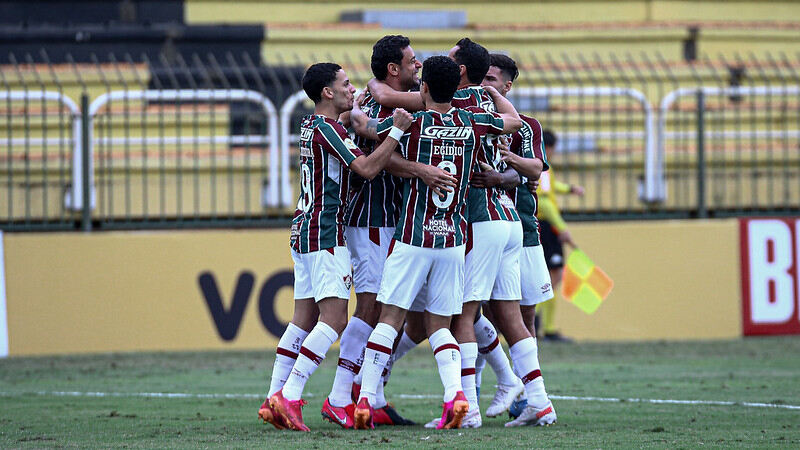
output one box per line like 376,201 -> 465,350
291,246 -> 352,302
377,241 -> 465,317
464,220 -> 522,302
520,244 -> 554,306
345,226 -> 394,294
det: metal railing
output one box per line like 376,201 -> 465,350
1,50 -> 799,231
0,90 -> 81,230
87,89 -> 279,229
658,85 -> 800,217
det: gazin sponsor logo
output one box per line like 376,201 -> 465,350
420,126 -> 472,140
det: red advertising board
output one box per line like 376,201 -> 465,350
740,218 -> 800,336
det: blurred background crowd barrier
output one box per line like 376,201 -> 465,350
1,0 -> 799,232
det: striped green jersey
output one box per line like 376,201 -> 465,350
451,85 -> 520,223
290,115 -> 364,253
375,107 -> 505,248
507,114 -> 550,247
346,90 -> 402,228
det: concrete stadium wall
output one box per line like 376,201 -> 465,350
185,0 -> 800,66
186,0 -> 800,25
4,217 -> 792,357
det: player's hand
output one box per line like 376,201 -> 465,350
558,230 -> 577,248
526,178 -> 539,193
571,184 -> 585,196
499,148 -> 520,166
418,165 -> 457,198
470,161 -> 503,188
355,89 -> 367,107
338,111 -> 352,128
483,85 -> 501,99
392,108 -> 413,131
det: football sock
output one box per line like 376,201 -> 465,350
358,322 -> 397,405
281,321 -> 338,401
328,316 -> 372,407
392,331 -> 418,363
475,353 -> 486,393
474,315 -> 518,386
460,342 -> 479,412
429,327 -> 462,403
509,337 -> 549,408
374,369 -> 388,409
268,322 -> 309,397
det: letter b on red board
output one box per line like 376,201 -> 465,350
740,218 -> 800,335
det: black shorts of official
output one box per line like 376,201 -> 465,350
539,220 -> 564,269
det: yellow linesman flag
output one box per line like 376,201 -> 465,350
561,249 -> 613,314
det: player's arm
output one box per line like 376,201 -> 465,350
499,135 -> 544,181
349,109 -> 413,180
386,153 -> 457,197
470,160 -> 521,190
349,102 -> 382,141
367,78 -> 425,111
501,150 -> 543,181
554,179 -> 584,196
483,85 -> 522,133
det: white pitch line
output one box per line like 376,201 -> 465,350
1,391 -> 798,411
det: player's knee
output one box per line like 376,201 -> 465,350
404,318 -> 427,343
321,315 -> 348,335
353,293 -> 380,324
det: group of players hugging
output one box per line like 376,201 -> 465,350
258,35 -> 557,432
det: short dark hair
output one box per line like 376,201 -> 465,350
543,129 -> 557,148
302,62 -> 341,103
371,35 -> 411,80
453,38 -> 490,84
489,53 -> 518,82
422,56 -> 461,104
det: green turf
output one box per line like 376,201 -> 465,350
1,337 -> 799,448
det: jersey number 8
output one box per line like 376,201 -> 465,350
432,160 -> 457,209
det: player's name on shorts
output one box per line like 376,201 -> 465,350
422,218 -> 456,236
433,143 -> 464,156
420,126 -> 473,140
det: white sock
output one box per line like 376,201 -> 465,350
509,337 -> 549,408
429,328 -> 462,403
460,342 -> 479,411
328,317 -> 373,407
353,347 -> 366,385
475,353 -> 486,393
393,331 -> 418,363
375,372 -> 388,409
358,323 -> 397,405
373,355 -> 391,409
475,315 -> 518,386
268,323 -> 309,397
282,321 -> 339,401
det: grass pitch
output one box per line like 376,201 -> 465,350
1,337 -> 799,448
